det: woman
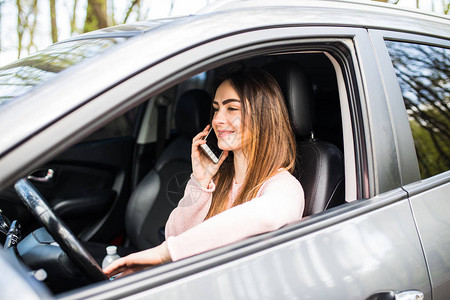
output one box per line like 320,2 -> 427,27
104,68 -> 304,278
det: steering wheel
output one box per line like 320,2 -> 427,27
14,178 -> 107,282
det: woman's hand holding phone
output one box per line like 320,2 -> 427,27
191,125 -> 228,188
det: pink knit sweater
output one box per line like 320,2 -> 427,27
165,170 -> 304,261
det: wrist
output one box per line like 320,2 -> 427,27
198,179 -> 212,189
192,174 -> 212,189
159,242 -> 172,263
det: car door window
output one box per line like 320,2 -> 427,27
385,41 -> 450,179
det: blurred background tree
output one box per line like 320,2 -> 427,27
15,0 -> 38,58
84,0 -> 107,32
0,0 -> 448,65
386,42 -> 449,178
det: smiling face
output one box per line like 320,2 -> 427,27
211,80 -> 247,153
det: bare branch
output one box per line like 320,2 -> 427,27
123,0 -> 140,23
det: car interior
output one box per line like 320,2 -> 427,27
0,49 -> 349,293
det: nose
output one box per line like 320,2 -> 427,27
212,107 -> 226,127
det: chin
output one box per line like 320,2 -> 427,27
218,141 -> 234,151
217,143 -> 230,151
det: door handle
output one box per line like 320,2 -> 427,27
28,168 -> 55,183
367,290 -> 424,300
395,290 -> 424,300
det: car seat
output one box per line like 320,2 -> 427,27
85,89 -> 211,262
264,61 -> 345,216
125,89 -> 211,250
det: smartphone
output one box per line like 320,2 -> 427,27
200,127 -> 223,164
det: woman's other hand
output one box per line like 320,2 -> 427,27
191,125 -> 228,188
103,242 -> 172,279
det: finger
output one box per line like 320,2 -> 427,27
191,140 -> 207,157
192,139 -> 206,147
104,265 -> 123,277
103,258 -> 126,276
114,269 -> 135,279
192,125 -> 211,142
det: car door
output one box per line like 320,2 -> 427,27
371,30 -> 450,300
56,22 -> 431,299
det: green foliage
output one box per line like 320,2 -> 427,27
409,107 -> 450,178
386,41 -> 450,179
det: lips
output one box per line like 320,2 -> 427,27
217,130 -> 235,137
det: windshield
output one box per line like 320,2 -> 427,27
0,37 -> 126,106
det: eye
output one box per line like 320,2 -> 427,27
212,106 -> 219,112
228,106 -> 239,111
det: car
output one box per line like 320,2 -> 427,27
0,0 -> 449,299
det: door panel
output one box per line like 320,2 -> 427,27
91,190 -> 431,300
39,137 -> 134,242
0,137 -> 134,244
406,173 -> 450,300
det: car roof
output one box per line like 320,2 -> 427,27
197,0 -> 449,37
201,0 -> 446,18
61,0 -> 449,43
58,17 -> 182,43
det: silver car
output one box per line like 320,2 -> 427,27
0,0 -> 448,299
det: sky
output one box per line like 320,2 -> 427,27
0,0 -> 447,67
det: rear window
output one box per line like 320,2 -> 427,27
385,41 -> 450,179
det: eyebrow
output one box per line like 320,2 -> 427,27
212,98 -> 241,106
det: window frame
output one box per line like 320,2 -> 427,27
368,29 -> 450,185
54,26 -> 404,298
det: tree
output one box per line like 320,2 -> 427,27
84,0 -> 108,33
387,42 -> 450,178
50,0 -> 58,43
16,0 -> 38,58
123,0 -> 140,23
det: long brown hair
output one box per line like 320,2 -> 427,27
205,68 -> 296,219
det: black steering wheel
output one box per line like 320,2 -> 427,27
14,178 -> 107,282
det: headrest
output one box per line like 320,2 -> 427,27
264,61 -> 314,137
175,89 -> 211,138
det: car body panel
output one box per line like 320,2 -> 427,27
406,173 -> 450,300
348,25 -> 402,196
59,189 -> 430,300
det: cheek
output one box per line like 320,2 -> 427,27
231,116 -> 242,130
211,114 -> 218,126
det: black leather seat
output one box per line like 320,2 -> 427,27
86,89 -> 211,262
264,61 -> 345,216
125,89 -> 211,250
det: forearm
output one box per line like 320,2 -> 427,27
103,242 -> 172,278
165,176 -> 214,237
167,192 -> 303,260
167,172 -> 304,261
